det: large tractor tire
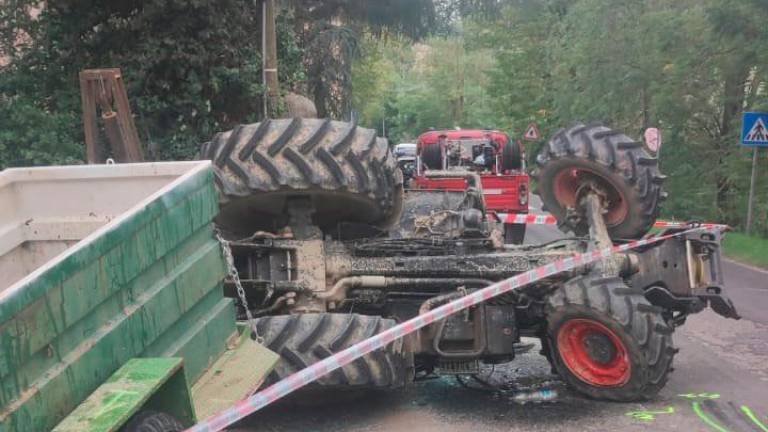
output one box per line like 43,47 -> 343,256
255,314 -> 412,389
533,122 -> 665,239
500,140 -> 523,171
545,276 -> 676,401
200,118 -> 403,234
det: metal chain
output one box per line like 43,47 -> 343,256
216,233 -> 264,344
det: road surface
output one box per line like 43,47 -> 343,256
235,198 -> 768,432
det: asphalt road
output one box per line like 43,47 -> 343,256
235,199 -> 768,432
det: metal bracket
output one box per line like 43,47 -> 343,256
581,191 -> 623,276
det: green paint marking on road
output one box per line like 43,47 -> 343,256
679,393 -> 720,400
692,401 -> 730,432
625,406 -> 675,422
741,406 -> 768,432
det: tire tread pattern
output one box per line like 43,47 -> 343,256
533,122 -> 665,239
200,118 -> 402,227
256,314 -> 410,389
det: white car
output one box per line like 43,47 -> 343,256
394,143 -> 417,161
394,143 -> 417,181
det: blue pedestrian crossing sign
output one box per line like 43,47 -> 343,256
742,112 -> 768,146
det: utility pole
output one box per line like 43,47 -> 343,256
262,0 -> 279,117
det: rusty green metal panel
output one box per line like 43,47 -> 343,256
52,357 -> 195,432
0,163 -> 235,432
192,327 -> 279,420
142,289 -> 237,384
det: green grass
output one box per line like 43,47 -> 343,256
722,232 -> 768,269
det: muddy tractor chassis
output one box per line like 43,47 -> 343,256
200,119 -> 737,402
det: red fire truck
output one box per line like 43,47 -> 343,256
411,129 -> 530,243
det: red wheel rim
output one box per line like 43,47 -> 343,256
557,319 -> 631,387
552,168 -> 628,226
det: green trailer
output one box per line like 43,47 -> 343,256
0,161 -> 276,432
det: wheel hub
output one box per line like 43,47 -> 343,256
557,319 -> 631,387
582,331 -> 617,364
552,168 -> 628,227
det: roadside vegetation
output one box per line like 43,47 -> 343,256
722,232 -> 768,269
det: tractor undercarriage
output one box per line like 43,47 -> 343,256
202,118 -> 738,401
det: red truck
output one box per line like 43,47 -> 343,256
410,129 -> 530,243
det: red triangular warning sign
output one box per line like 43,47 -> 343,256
523,123 -> 540,141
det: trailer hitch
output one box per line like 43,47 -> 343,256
629,228 -> 740,320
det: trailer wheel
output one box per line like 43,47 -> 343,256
200,118 -> 403,235
256,314 -> 413,389
546,276 -> 676,401
123,410 -> 183,432
533,122 -> 665,239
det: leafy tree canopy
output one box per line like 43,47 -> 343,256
0,0 -> 302,166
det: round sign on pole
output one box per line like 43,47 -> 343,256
644,127 -> 662,154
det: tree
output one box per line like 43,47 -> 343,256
0,1 -> 306,167
356,0 -> 768,233
285,0 -> 436,119
351,36 -> 401,135
463,0 -> 768,232
355,35 -> 498,143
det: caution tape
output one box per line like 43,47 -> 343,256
495,212 -> 558,225
185,224 -> 720,432
652,220 -> 728,230
494,212 -> 727,230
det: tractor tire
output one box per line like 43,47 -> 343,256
199,118 -> 403,234
123,411 -> 183,432
420,142 -> 444,170
500,140 -> 523,171
255,314 -> 413,389
532,122 -> 666,239
545,276 -> 676,401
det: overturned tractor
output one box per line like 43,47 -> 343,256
199,119 -> 737,401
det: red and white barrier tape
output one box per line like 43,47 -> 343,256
495,212 -> 727,230
652,220 -> 727,230
186,224 -> 719,432
495,212 -> 558,225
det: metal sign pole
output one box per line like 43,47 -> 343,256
741,112 -> 768,234
746,147 -> 758,235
